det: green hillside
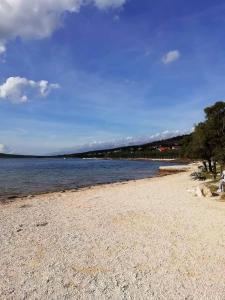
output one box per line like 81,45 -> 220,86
62,135 -> 188,159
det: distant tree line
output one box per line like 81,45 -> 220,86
65,136 -> 187,159
77,149 -> 180,159
181,101 -> 225,177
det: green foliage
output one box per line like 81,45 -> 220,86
181,101 -> 225,172
205,101 -> 225,166
180,134 -> 193,158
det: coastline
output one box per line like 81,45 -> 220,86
1,163 -> 225,299
81,157 -> 190,163
0,164 -> 189,204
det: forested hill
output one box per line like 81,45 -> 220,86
0,153 -> 57,158
0,135 -> 189,159
0,153 -> 45,158
0,153 -> 27,158
61,135 -> 189,159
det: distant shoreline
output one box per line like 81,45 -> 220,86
0,156 -> 188,163
76,157 -> 190,164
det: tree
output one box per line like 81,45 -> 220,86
181,101 -> 225,176
191,122 -> 214,172
204,101 -> 225,172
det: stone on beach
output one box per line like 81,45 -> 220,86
195,184 -> 213,198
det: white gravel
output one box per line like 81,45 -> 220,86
1,166 -> 225,299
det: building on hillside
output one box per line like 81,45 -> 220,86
158,146 -> 170,152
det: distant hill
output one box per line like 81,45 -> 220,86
0,153 -> 51,158
0,153 -> 30,158
0,135 -> 189,159
60,134 -> 189,159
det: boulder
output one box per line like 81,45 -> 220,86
195,186 -> 203,198
202,185 -> 213,197
195,185 -> 212,198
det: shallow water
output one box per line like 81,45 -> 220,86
0,158 -> 180,199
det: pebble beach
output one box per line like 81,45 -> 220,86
1,165 -> 225,299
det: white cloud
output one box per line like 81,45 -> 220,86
0,144 -> 7,153
162,50 -> 181,64
94,0 -> 126,9
0,0 -> 127,53
0,77 -> 59,103
0,41 -> 6,54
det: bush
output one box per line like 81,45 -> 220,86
190,172 -> 206,181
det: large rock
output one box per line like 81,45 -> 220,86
195,185 -> 212,198
195,186 -> 204,198
202,185 -> 213,197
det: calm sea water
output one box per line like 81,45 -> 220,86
0,158 -> 179,199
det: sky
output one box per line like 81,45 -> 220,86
1,0 -> 225,154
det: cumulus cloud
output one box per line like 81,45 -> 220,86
0,41 -> 6,54
162,50 -> 181,64
0,0 -> 127,53
0,77 -> 59,103
0,144 -> 7,153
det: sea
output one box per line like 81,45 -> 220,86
0,158 -> 180,199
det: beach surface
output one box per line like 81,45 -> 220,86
1,165 -> 225,299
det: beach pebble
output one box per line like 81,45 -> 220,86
1,164 -> 225,299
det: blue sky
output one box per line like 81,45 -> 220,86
0,0 -> 225,154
